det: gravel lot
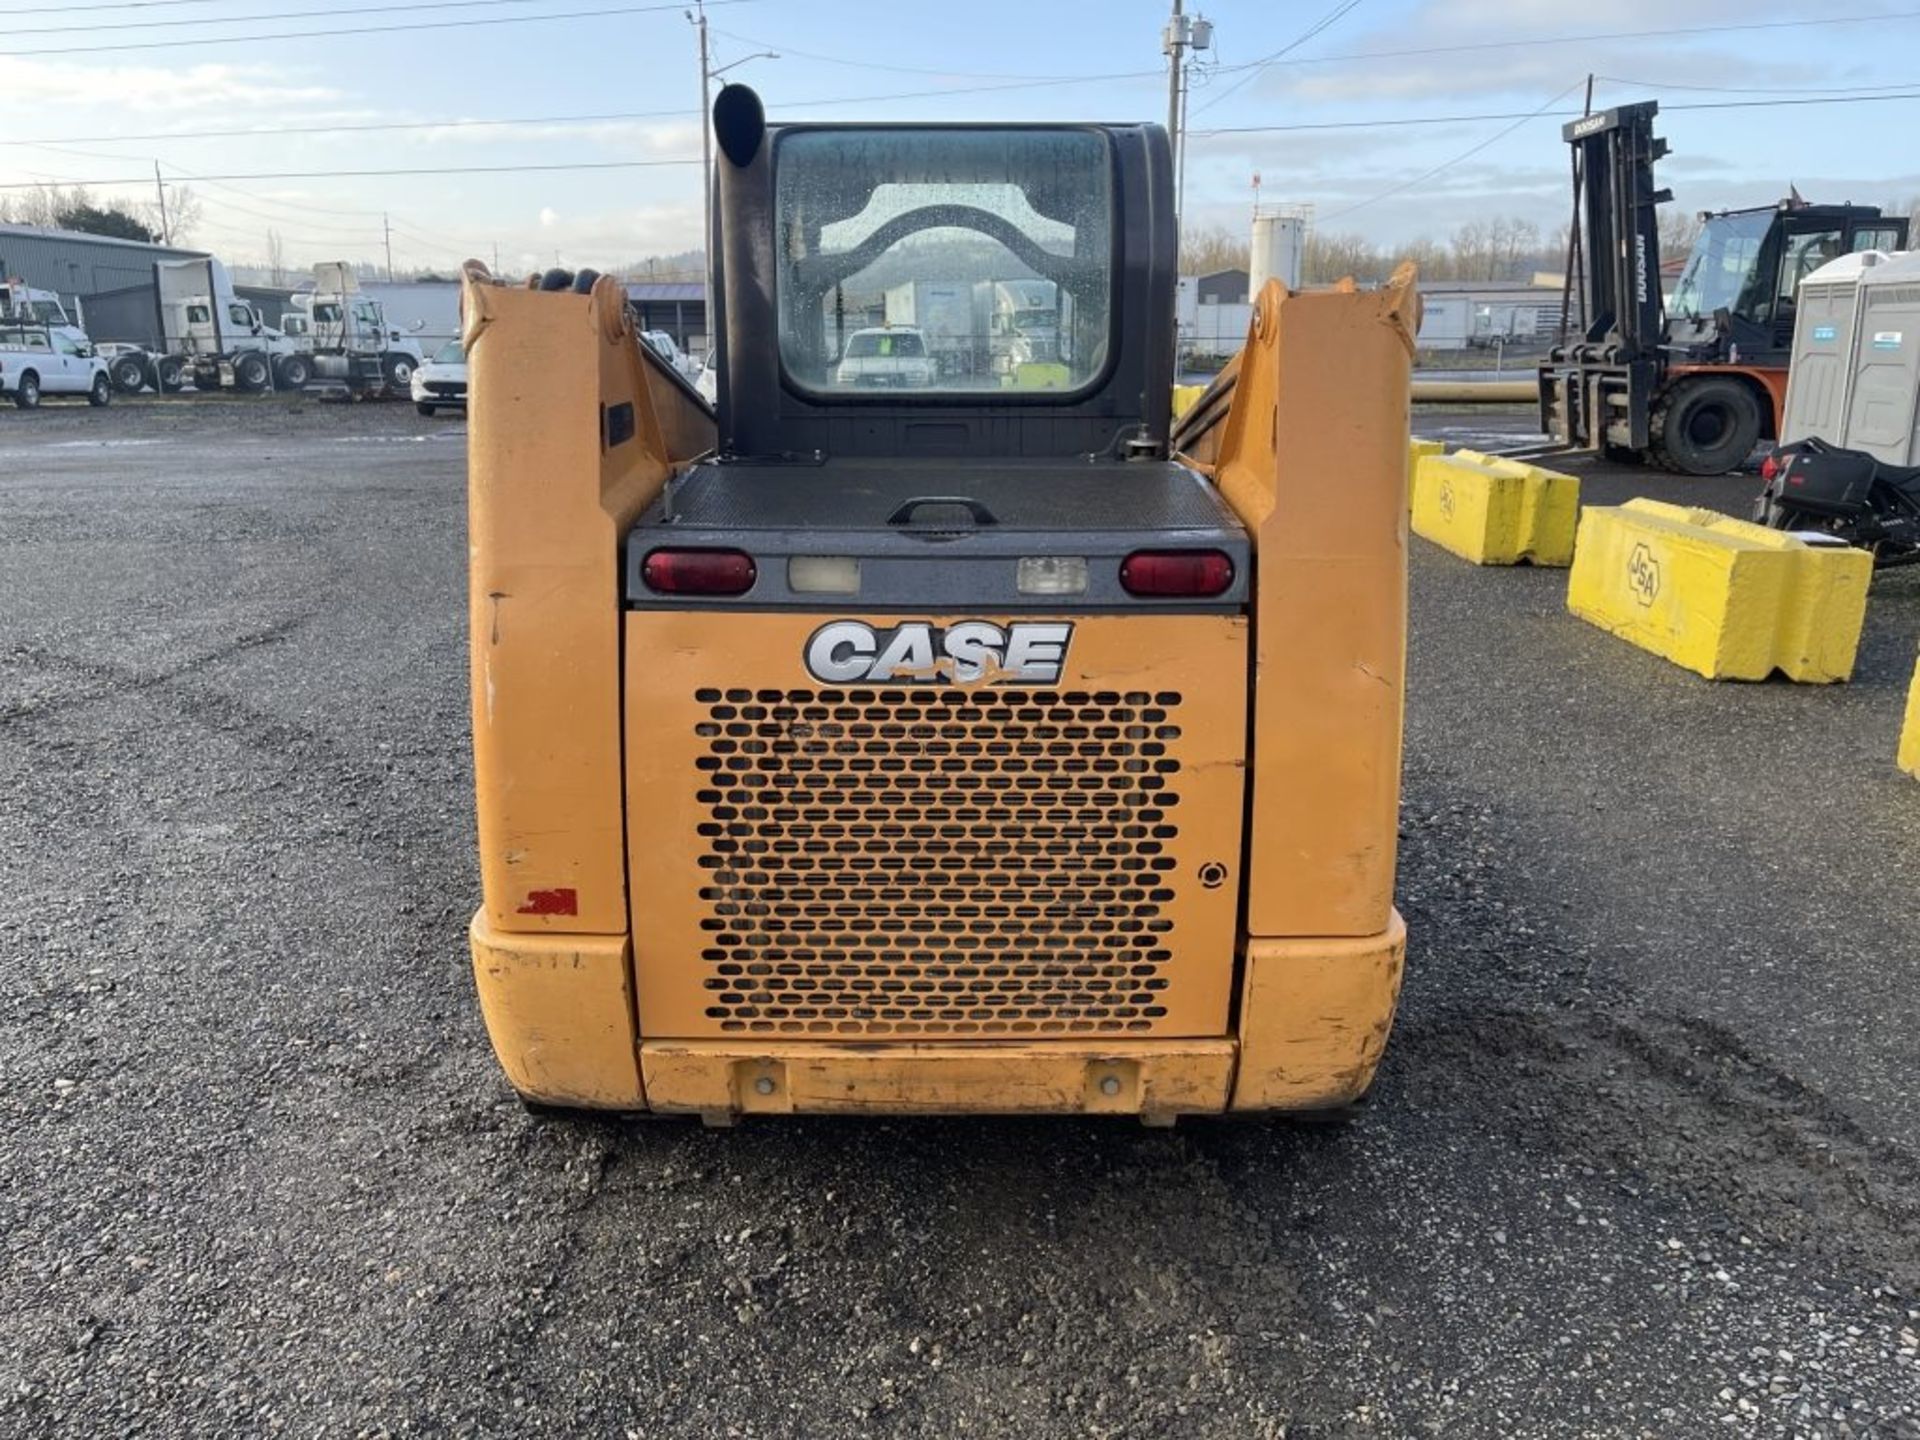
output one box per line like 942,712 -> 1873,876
2,396 -> 1917,1438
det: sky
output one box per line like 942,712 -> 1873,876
1,0 -> 1916,277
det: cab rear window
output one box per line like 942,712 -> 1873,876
774,128 -> 1113,397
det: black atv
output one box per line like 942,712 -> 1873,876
1753,437 -> 1920,568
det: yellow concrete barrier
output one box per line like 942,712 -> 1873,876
1900,654 -> 1920,778
1566,499 -> 1873,682
1407,438 -> 1443,512
1410,450 -> 1579,566
1173,382 -> 1208,418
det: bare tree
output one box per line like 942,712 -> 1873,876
1304,230 -> 1388,285
166,185 -> 203,245
1,183 -> 81,228
266,229 -> 288,287
134,183 -> 202,246
1394,235 -> 1454,282
1495,216 -> 1540,277
1180,222 -> 1250,277
1657,208 -> 1703,261
1449,219 -> 1496,280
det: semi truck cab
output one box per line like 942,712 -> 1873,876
463,86 -> 1417,1121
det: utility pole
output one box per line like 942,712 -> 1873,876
383,213 -> 394,282
687,6 -> 774,351
153,161 -> 171,246
1164,0 -> 1185,191
1162,5 -> 1210,269
692,2 -> 714,348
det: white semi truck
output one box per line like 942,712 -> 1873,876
1,279 -> 86,335
988,278 -> 1067,365
881,279 -> 992,380
100,258 -> 307,394
291,263 -> 426,399
879,278 -> 1069,381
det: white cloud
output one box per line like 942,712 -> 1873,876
0,56 -> 341,113
408,118 -> 701,155
539,207 -> 558,228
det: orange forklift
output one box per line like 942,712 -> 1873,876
1538,101 -> 1906,474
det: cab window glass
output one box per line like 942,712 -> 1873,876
1852,226 -> 1904,254
1780,229 -> 1844,300
775,128 -> 1113,396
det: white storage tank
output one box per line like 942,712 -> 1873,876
1778,250 -> 1886,445
1249,213 -> 1304,295
1843,250 -> 1920,466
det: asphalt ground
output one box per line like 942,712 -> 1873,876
1,395 -> 1917,1439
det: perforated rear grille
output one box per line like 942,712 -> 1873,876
690,687 -> 1186,1036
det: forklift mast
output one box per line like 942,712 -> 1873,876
1564,102 -> 1670,364
1542,102 -> 1671,453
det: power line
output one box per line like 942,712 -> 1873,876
0,72 -> 1173,149
23,0 -> 612,37
1592,72 -> 1920,96
0,158 -> 700,190
186,189 -> 388,238
175,170 -> 387,218
708,26 -> 1097,81
0,0 -> 757,56
0,0 -> 233,14
1189,88 -> 1920,138
1186,0 -> 1363,118
1317,80 -> 1587,224
0,109 -> 690,147
1216,9 -> 1920,74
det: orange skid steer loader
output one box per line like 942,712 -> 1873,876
464,85 -> 1417,1122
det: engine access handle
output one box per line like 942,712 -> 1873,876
885,496 -> 1000,527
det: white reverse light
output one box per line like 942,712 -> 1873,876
788,555 -> 861,594
1016,556 -> 1089,596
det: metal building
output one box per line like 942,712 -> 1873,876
0,223 -> 210,317
625,281 -> 707,354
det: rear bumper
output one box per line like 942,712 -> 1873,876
642,1040 -> 1237,1119
469,909 -> 1405,1118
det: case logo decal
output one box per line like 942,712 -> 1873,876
804,621 -> 1073,685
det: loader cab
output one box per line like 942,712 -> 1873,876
709,84 -> 1176,460
1668,203 -> 1908,364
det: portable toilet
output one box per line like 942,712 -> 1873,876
1779,250 -> 1891,445
1842,250 -> 1920,466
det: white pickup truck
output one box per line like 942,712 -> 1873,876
0,324 -> 112,408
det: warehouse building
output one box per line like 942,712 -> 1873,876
1415,278 -> 1566,351
0,223 -> 210,318
626,281 -> 707,355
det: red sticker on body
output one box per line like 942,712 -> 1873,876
516,888 -> 579,916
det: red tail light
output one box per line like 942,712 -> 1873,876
1119,549 -> 1235,597
1760,453 -> 1780,481
642,548 -> 757,595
